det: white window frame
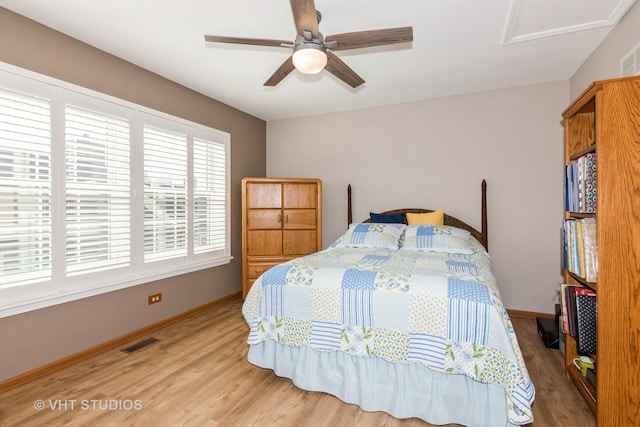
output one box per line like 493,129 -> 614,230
0,63 -> 232,318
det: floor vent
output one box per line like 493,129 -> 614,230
121,337 -> 159,354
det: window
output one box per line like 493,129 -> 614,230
65,105 -> 131,276
0,87 -> 52,288
143,124 -> 188,262
193,136 -> 226,255
0,65 -> 231,317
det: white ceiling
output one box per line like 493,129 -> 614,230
0,0 -> 636,121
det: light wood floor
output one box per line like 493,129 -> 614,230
1,296 -> 596,427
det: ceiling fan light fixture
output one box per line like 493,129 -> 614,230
292,43 -> 327,74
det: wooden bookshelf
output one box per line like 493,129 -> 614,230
561,76 -> 640,426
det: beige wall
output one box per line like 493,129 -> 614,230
267,81 -> 569,314
0,8 -> 266,381
571,1 -> 640,97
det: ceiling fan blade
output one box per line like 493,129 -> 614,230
204,35 -> 291,48
325,26 -> 413,51
290,0 -> 319,39
324,51 -> 365,88
264,56 -> 296,86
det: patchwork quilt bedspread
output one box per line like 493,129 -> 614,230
242,243 -> 535,425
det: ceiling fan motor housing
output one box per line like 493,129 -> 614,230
292,37 -> 327,74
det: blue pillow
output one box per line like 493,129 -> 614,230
369,212 -> 406,224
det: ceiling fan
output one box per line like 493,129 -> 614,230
204,0 -> 413,88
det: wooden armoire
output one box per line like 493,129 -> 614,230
241,177 -> 322,298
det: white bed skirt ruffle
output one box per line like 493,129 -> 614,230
248,341 -> 514,427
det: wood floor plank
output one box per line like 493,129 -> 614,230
0,297 -> 596,427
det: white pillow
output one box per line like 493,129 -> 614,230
335,223 -> 406,249
400,224 -> 473,254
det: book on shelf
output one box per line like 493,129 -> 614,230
563,220 -> 573,273
567,219 -> 580,277
577,155 -> 584,212
565,165 -> 571,212
560,283 -> 570,334
565,152 -> 597,213
560,283 -> 596,343
561,283 -> 582,336
562,218 -> 598,282
572,161 -> 579,212
568,285 -> 581,336
575,288 -> 597,354
586,367 -> 596,390
568,219 -> 575,276
578,375 -> 596,402
559,320 -> 565,355
576,220 -> 585,278
583,152 -> 596,213
565,163 -> 575,212
581,218 -> 597,282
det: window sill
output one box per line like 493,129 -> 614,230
0,256 -> 233,319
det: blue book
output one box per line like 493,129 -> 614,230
572,161 -> 579,213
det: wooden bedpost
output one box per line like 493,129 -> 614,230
481,179 -> 488,250
347,184 -> 352,228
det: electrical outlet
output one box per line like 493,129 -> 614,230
148,293 -> 162,305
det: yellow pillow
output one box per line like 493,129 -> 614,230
406,209 -> 445,225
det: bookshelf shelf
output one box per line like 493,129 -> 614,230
567,271 -> 596,291
567,355 -> 597,414
561,76 -> 640,426
569,144 -> 596,161
566,212 -> 596,219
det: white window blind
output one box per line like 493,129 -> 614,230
0,64 -> 231,317
143,125 -> 188,262
65,105 -> 131,276
193,137 -> 226,254
0,88 -> 52,288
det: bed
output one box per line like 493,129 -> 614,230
242,180 -> 535,426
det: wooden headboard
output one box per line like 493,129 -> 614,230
347,180 -> 488,250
